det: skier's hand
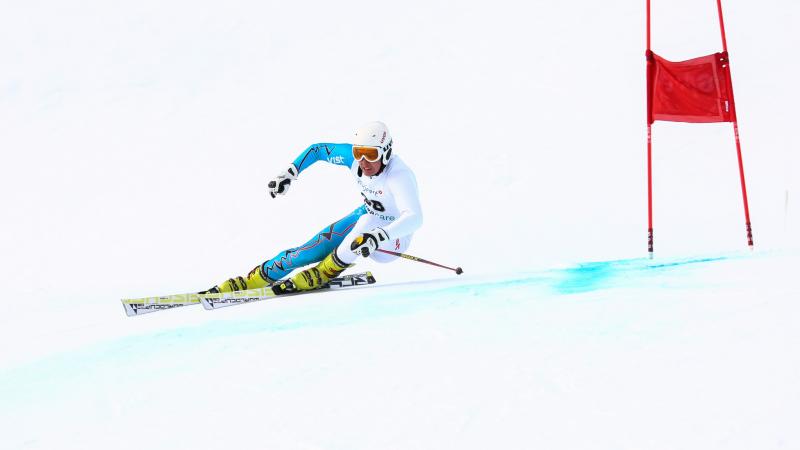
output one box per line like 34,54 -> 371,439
350,228 -> 389,258
268,164 -> 298,198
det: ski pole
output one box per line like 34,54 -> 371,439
376,249 -> 463,275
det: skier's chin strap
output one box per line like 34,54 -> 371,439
373,162 -> 386,177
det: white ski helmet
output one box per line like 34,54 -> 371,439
353,121 -> 393,164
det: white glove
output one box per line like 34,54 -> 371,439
268,164 -> 299,198
350,228 -> 389,258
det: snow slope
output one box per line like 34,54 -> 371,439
1,0 -> 798,448
2,251 -> 798,449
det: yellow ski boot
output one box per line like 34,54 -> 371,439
272,252 -> 351,294
202,264 -> 275,294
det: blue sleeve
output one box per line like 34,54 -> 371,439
291,143 -> 354,174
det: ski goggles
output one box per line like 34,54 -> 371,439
352,145 -> 384,162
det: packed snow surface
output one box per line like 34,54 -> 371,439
2,251 -> 798,449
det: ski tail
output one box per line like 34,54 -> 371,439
120,293 -> 201,317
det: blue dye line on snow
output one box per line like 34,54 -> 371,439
551,255 -> 731,295
0,253 -> 738,408
554,261 -> 619,294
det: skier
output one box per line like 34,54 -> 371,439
204,121 -> 423,294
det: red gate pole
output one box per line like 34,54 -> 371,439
716,0 -> 729,52
716,0 -> 754,249
647,125 -> 654,257
646,0 -> 655,258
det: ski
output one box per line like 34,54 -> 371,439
200,272 -> 376,310
121,272 -> 376,317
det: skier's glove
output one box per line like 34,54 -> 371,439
268,164 -> 299,198
350,228 -> 389,258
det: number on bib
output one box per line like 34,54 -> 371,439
361,193 -> 386,212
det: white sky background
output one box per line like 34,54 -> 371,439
1,2 -> 799,449
1,0 -> 797,301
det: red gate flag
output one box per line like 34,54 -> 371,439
645,0 -> 753,256
647,50 -> 735,124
